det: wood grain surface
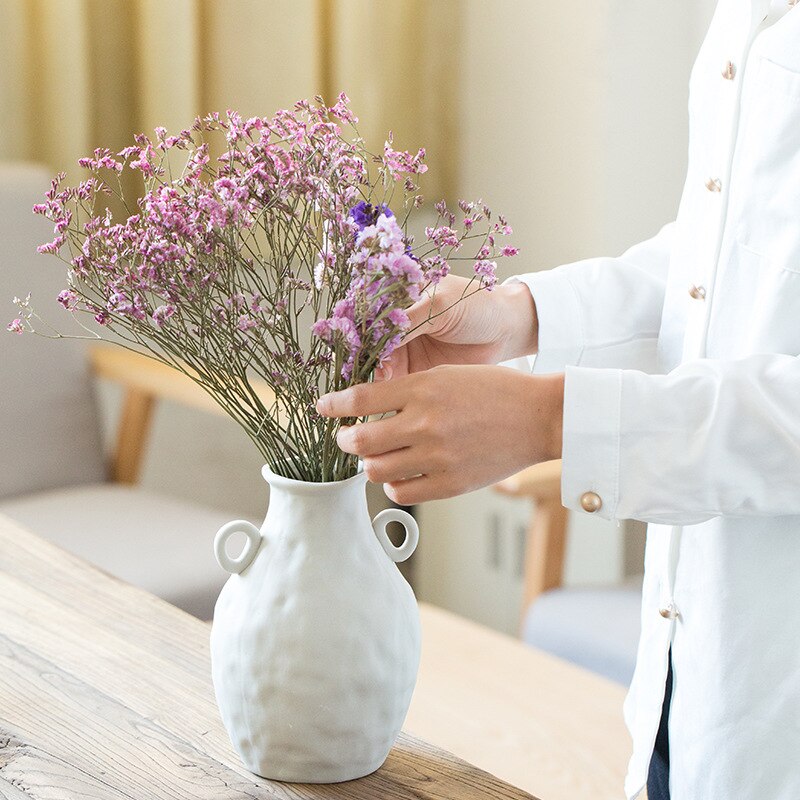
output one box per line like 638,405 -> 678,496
0,514 -> 539,800
407,606 -> 631,800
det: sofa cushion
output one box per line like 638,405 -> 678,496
0,483 -> 244,619
521,578 -> 643,685
0,163 -> 106,499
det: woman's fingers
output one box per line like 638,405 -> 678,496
362,448 -> 428,484
335,412 -> 414,457
384,472 -> 457,505
317,375 -> 412,417
375,343 -> 411,382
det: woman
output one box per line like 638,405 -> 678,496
317,1 -> 800,797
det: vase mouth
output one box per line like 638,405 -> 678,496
261,464 -> 368,493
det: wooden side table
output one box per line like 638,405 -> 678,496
0,514 -> 534,799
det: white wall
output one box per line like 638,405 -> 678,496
457,0 -> 714,272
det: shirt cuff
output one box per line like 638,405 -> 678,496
561,365 -> 623,520
503,269 -> 584,374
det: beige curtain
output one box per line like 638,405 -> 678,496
0,0 -> 457,199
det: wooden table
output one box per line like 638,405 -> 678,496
0,514 -> 629,799
408,607 -> 631,799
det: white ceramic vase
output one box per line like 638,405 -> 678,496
210,465 -> 421,783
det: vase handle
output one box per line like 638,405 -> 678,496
214,520 -> 262,574
372,508 -> 419,563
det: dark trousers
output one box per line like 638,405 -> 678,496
647,654 -> 673,800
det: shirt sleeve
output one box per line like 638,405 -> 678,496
562,354 -> 800,525
503,222 -> 674,374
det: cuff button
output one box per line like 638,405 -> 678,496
659,604 -> 680,620
580,491 -> 602,513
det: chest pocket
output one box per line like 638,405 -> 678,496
730,57 -> 800,273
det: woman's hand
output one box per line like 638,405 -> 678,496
316,364 -> 564,505
376,275 -> 539,380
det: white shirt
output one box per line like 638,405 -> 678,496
508,1 -> 800,797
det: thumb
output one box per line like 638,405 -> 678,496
375,343 -> 410,381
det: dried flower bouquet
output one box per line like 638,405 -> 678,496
9,95 -> 517,482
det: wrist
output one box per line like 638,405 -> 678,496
545,373 -> 565,461
498,281 -> 539,360
519,372 -> 564,464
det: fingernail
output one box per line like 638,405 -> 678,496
316,395 -> 329,414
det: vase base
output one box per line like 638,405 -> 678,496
244,753 -> 388,784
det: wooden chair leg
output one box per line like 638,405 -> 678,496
519,497 -> 569,635
111,387 -> 155,485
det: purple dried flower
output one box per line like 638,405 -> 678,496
348,201 -> 393,231
387,308 -> 409,327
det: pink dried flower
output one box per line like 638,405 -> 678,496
37,235 -> 66,255
425,226 -> 460,249
311,318 -> 332,341
236,314 -> 259,332
78,148 -> 123,173
330,92 -> 359,124
57,289 -> 78,310
6,318 -> 24,334
383,141 -> 428,179
152,305 -> 176,326
474,259 -> 498,290
423,255 -> 450,285
375,214 -> 406,254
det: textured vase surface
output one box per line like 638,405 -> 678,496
210,466 -> 421,783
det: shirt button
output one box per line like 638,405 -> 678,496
705,177 -> 722,192
580,491 -> 602,513
721,61 -> 736,80
659,604 -> 680,620
688,284 -> 707,300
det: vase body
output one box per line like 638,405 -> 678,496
210,466 -> 421,783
